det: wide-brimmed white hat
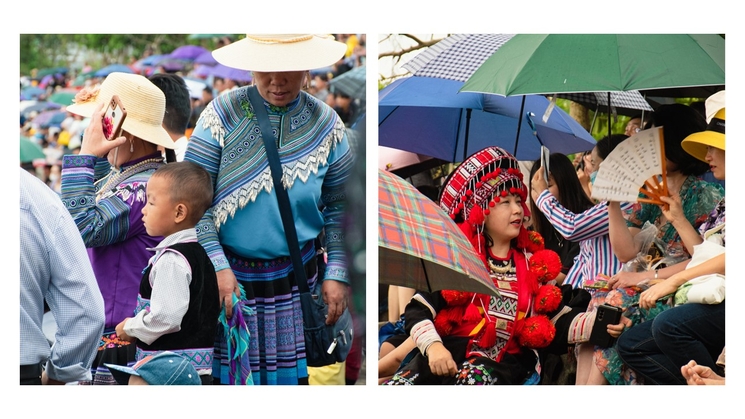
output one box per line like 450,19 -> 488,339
212,34 -> 346,72
66,72 -> 175,149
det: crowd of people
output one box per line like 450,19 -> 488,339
20,34 -> 366,386
378,91 -> 726,386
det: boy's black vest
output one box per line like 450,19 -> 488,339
136,242 -> 219,352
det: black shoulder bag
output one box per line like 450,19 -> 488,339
246,87 -> 353,368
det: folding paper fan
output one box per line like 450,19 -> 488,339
590,127 -> 669,205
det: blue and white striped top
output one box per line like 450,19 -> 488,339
535,190 -> 629,289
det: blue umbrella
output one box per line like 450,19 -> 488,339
94,64 -> 134,77
21,101 -> 61,118
379,76 -> 596,162
21,86 -> 46,99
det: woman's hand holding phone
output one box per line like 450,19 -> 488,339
79,102 -> 128,158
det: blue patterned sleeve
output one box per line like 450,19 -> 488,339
59,154 -> 139,247
184,103 -> 231,272
321,130 -> 354,284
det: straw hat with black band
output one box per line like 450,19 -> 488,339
67,72 -> 175,150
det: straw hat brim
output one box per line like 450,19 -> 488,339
66,73 -> 175,150
212,34 -> 347,72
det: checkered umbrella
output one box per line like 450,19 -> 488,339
378,169 -> 499,297
403,33 -> 654,115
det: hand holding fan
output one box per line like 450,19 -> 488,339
590,127 -> 669,206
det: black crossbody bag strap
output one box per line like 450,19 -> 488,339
246,86 -> 309,294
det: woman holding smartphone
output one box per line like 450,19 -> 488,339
60,72 -> 177,384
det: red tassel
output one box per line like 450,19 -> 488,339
478,318 -> 497,349
463,303 -> 481,322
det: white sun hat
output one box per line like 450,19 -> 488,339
211,34 -> 347,72
66,72 -> 175,149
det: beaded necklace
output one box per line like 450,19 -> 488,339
95,158 -> 164,203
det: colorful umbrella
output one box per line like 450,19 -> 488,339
378,169 -> 499,297
21,101 -> 61,118
48,91 -> 76,106
378,146 -> 445,179
194,50 -> 218,66
461,34 -> 725,97
379,76 -> 596,162
329,65 -> 366,100
20,136 -> 45,162
169,45 -> 209,60
94,64 -> 134,77
209,63 -> 252,83
32,109 -> 67,128
21,86 -> 46,99
403,33 -> 654,116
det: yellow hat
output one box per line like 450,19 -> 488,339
682,107 -> 725,162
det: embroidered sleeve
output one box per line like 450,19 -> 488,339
60,154 -> 145,247
185,103 -> 231,271
320,124 -> 353,283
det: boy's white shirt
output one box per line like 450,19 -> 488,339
124,228 -> 197,346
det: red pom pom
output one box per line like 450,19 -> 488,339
434,311 -> 454,336
500,190 -> 508,197
441,290 -> 474,306
468,205 -> 485,226
529,249 -> 563,283
515,315 -> 556,349
534,284 -> 563,314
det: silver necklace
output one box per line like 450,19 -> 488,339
95,158 -> 164,202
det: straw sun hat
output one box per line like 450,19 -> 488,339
682,90 -> 725,162
211,34 -> 347,72
67,72 -> 175,149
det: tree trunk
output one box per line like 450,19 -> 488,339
569,101 -> 591,132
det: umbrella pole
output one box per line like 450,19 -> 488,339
514,96 -> 526,156
463,109 -> 472,162
421,258 -> 433,293
608,92 -> 612,140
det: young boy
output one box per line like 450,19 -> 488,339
115,161 -> 219,385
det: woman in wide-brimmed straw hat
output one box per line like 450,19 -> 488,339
59,72 -> 175,384
383,146 -> 586,385
184,34 -> 354,385
617,93 -> 726,385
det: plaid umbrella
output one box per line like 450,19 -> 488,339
378,169 -> 499,297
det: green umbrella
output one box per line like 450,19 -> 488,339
461,34 -> 725,97
48,91 -> 76,106
20,136 -> 45,163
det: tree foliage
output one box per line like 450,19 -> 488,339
20,34 -> 233,75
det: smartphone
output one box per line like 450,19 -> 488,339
589,304 -> 623,347
102,95 -> 127,141
540,145 -> 550,181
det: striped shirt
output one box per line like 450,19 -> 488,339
535,190 -> 629,289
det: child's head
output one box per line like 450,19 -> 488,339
142,161 -> 213,237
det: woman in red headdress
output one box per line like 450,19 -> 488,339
382,146 -> 585,385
